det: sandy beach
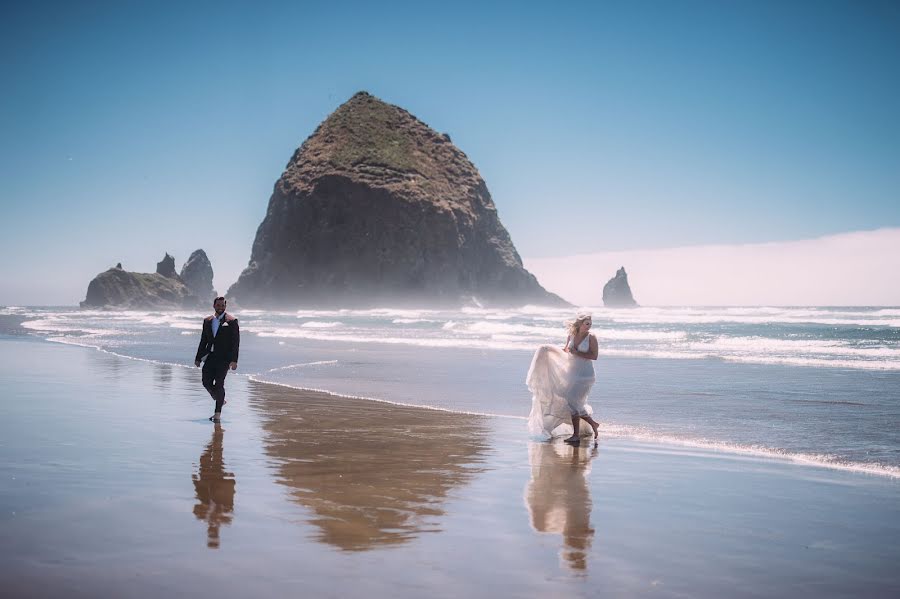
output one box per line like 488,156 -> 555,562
1,335 -> 898,598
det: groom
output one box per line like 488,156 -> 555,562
195,296 -> 240,422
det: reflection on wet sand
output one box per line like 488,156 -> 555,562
249,381 -> 490,551
153,363 -> 173,391
525,441 -> 597,572
88,349 -> 123,382
192,423 -> 235,548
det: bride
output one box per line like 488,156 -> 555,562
526,311 -> 601,444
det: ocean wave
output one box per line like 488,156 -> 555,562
600,306 -> 900,327
21,318 -> 126,337
448,321 -> 562,337
598,423 -> 900,478
251,326 -> 537,350
14,306 -> 900,372
683,336 -> 900,357
720,355 -> 900,370
608,314 -> 900,328
263,360 -> 340,373
392,318 -> 441,324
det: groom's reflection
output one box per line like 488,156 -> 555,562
525,441 -> 597,572
192,423 -> 236,548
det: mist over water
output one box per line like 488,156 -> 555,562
4,304 -> 900,476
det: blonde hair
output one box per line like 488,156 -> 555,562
565,310 -> 593,337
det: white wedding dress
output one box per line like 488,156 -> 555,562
526,334 -> 596,439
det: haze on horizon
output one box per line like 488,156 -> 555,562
1,1 -> 898,307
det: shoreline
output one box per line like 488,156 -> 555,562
10,333 -> 900,479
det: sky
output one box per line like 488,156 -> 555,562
1,0 -> 898,306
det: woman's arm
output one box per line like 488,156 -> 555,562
586,334 -> 598,360
572,334 -> 599,360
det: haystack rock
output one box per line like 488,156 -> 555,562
81,252 -> 214,309
180,249 -> 216,303
227,91 -> 567,308
602,267 -> 638,308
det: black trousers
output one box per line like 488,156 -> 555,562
202,360 -> 230,413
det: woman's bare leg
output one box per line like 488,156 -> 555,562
564,415 -> 581,443
580,415 -> 600,439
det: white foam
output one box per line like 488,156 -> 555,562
44,336 -> 195,369
392,318 -> 440,324
595,329 -> 687,341
601,306 -> 900,327
21,318 -> 125,337
458,321 -> 563,337
14,306 -> 900,372
251,325 -> 537,350
263,360 -> 339,373
598,423 -> 900,479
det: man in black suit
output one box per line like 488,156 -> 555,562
195,296 -> 240,422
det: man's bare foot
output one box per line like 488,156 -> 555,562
563,435 -> 580,445
591,422 -> 599,439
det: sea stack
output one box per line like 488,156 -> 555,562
602,267 -> 638,308
227,91 -> 566,308
156,253 -> 178,279
180,249 -> 216,303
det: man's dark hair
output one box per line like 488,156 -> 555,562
213,296 -> 226,304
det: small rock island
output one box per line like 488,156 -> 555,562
602,267 -> 638,308
81,250 -> 215,309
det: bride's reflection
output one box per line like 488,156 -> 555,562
192,423 -> 236,548
525,441 -> 598,572
249,381 -> 489,551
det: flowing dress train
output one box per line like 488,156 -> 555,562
526,334 -> 596,439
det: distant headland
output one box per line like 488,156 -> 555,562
81,250 -> 215,309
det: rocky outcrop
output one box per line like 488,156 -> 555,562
228,91 -> 566,308
602,267 -> 638,308
81,251 -> 214,309
180,249 -> 216,303
156,253 -> 178,278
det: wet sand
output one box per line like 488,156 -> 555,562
1,336 -> 899,598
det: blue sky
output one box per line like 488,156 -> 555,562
1,0 -> 898,305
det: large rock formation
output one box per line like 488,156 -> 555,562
228,91 -> 566,308
156,253 -> 178,278
602,267 -> 638,308
180,249 -> 216,303
81,251 -> 214,309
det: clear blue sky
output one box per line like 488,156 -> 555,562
1,0 -> 898,304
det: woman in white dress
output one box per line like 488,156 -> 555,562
526,311 -> 601,444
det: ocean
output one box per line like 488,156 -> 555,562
2,304 -> 898,477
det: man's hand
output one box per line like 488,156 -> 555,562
194,360 -> 201,367
229,362 -> 238,371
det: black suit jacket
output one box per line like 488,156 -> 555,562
196,313 -> 240,364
